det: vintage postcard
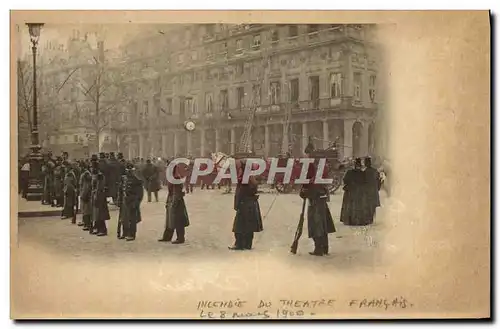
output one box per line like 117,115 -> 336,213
10,10 -> 490,319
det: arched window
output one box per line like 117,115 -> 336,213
330,73 -> 342,98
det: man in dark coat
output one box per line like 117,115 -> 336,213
91,161 -> 110,236
52,157 -> 64,207
118,163 -> 144,241
98,152 -> 109,198
61,163 -> 77,222
363,157 -> 381,224
304,136 -> 315,155
78,163 -> 93,231
159,163 -> 189,244
229,159 -> 263,250
299,154 -> 336,256
141,159 -> 161,202
106,152 -> 122,204
340,158 -> 371,226
42,152 -> 56,205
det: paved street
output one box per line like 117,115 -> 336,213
18,189 -> 389,260
14,188 -> 412,318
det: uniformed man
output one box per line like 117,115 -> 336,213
118,162 -> 144,241
91,158 -> 110,236
299,150 -> 336,256
53,157 -> 64,207
229,159 -> 263,250
61,162 -> 77,222
158,163 -> 189,244
78,162 -> 93,231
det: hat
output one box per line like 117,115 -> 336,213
91,154 -> 98,161
117,152 -> 124,159
99,152 -> 105,158
125,162 -> 135,170
109,152 -> 115,157
354,158 -> 362,167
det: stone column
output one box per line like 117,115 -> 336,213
215,129 -> 221,153
360,120 -> 369,157
301,122 -> 308,155
343,119 -> 354,159
128,136 -> 133,160
230,128 -> 236,154
200,128 -> 206,156
139,133 -> 145,158
187,131 -> 192,156
264,125 -> 270,157
282,123 -> 289,153
322,120 -> 329,149
173,131 -> 179,156
161,134 -> 167,157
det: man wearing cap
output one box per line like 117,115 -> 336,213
91,158 -> 110,236
340,158 -> 370,226
78,161 -> 93,231
229,158 -> 263,250
159,163 -> 189,244
118,162 -> 144,241
299,150 -> 336,256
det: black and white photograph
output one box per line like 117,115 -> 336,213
10,11 -> 490,319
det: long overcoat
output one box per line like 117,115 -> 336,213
79,170 -> 93,216
340,169 -> 371,226
363,166 -> 381,220
233,183 -> 264,234
165,182 -> 189,229
61,171 -> 76,217
301,163 -> 335,238
119,172 -> 144,227
142,163 -> 161,192
92,173 -> 110,222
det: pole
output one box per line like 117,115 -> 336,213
31,44 -> 39,147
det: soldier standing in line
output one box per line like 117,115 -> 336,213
53,157 -> 64,207
106,152 -> 121,205
299,151 -> 336,256
91,157 -> 110,236
119,162 -> 144,241
61,161 -> 77,222
78,162 -> 93,231
229,159 -> 263,250
158,163 -> 189,244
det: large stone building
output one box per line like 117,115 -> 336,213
115,24 -> 383,160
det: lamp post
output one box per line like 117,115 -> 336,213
25,23 -> 44,200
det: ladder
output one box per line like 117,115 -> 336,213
281,101 -> 293,154
237,53 -> 270,154
238,95 -> 258,153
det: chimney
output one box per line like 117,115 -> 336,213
97,40 -> 105,63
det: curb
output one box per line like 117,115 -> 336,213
18,210 -> 63,218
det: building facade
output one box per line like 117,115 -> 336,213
116,24 -> 382,161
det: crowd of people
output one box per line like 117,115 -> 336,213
17,144 -> 384,256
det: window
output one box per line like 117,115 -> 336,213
290,78 -> 299,103
206,46 -> 214,60
185,97 -> 193,114
165,98 -> 173,115
330,73 -> 343,98
192,99 -> 198,114
237,86 -> 245,109
221,41 -> 228,53
74,135 -> 78,143
270,82 -> 281,105
191,50 -> 198,61
142,100 -> 149,117
307,24 -> 319,34
271,30 -> 279,43
369,75 -> 376,103
220,89 -> 229,111
288,25 -> 298,37
354,72 -> 362,101
309,76 -> 320,108
236,62 -> 244,76
178,53 -> 184,63
236,39 -> 243,52
179,96 -> 186,119
205,92 -> 213,113
252,35 -> 261,50
252,84 -> 261,105
154,94 -> 161,116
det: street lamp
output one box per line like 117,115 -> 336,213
25,23 -> 44,200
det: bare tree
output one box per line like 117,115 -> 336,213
75,55 -> 129,153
